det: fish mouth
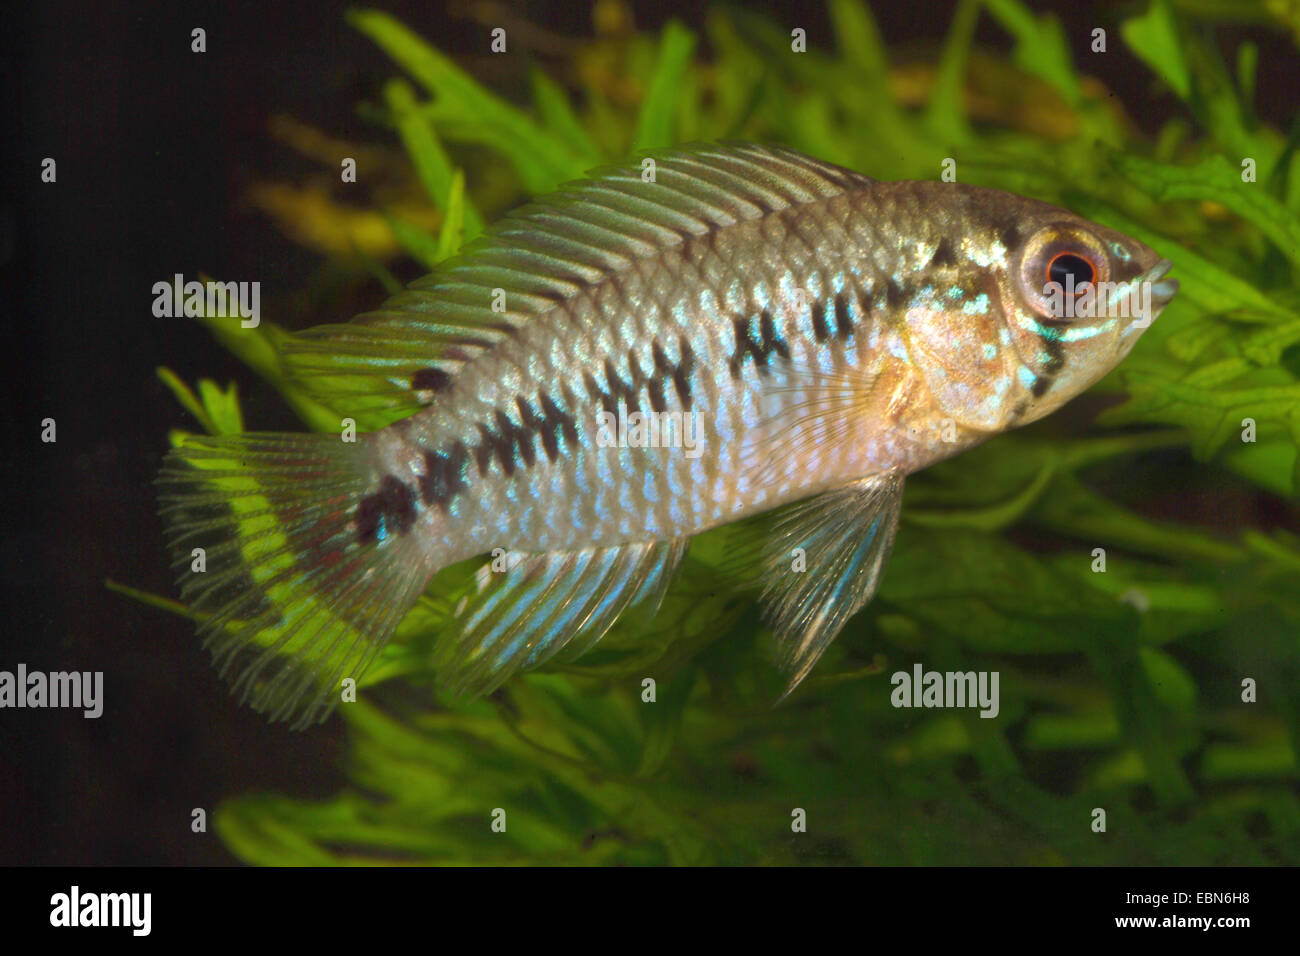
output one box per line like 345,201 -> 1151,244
1145,258 -> 1179,307
1113,258 -> 1177,343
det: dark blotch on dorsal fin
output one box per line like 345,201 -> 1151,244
411,367 -> 453,395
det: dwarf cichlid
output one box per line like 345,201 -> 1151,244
158,143 -> 1178,728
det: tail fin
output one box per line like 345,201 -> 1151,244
157,433 -> 434,729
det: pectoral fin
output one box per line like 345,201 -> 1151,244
759,471 -> 904,693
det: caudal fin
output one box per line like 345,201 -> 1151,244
157,433 -> 433,729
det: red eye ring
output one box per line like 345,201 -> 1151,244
1045,251 -> 1097,294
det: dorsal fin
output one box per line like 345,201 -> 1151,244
281,143 -> 874,417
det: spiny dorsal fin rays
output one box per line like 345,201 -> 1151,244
280,143 -> 873,414
433,538 -> 688,697
758,471 -> 905,696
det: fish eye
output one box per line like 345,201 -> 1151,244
1046,252 -> 1097,292
1016,224 -> 1111,320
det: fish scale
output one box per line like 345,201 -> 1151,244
157,142 -> 1178,727
394,202 -> 869,557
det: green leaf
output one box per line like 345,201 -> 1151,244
196,378 -> 244,435
349,8 -> 586,193
384,212 -> 442,271
1111,152 -> 1300,269
156,367 -> 217,435
924,0 -> 979,143
436,169 -> 466,261
1138,646 -> 1197,712
880,527 -> 1135,654
905,459 -> 1054,531
982,0 -> 1081,105
633,21 -> 697,150
104,578 -> 193,620
1221,440 -> 1297,496
382,78 -> 484,236
1120,0 -> 1191,100
1085,633 -> 1195,806
1023,709 -> 1120,750
530,67 -> 603,165
1030,472 -> 1245,563
828,0 -> 891,97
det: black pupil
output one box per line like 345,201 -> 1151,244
1050,253 -> 1094,289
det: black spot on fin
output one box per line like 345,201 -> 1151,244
156,433 -> 436,730
412,367 -> 453,395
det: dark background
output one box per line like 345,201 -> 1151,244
1,0 -> 1294,865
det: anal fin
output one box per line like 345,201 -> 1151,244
435,538 -> 689,696
760,471 -> 904,693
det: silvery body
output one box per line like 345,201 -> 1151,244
159,143 -> 1176,727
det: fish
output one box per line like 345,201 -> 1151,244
157,142 -> 1178,728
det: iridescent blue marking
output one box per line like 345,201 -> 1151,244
1060,318 -> 1117,342
1017,314 -> 1064,340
